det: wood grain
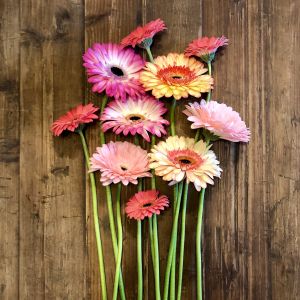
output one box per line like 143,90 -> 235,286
0,0 -> 299,299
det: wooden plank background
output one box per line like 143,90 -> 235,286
0,0 -> 299,299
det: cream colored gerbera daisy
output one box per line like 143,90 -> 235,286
149,136 -> 222,191
140,53 -> 213,100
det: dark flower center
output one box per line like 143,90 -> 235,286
143,203 -> 152,207
111,66 -> 124,77
179,158 -> 192,165
120,165 -> 127,171
172,75 -> 182,80
126,114 -> 145,122
130,116 -> 141,121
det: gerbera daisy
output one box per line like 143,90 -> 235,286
100,96 -> 169,142
121,19 -> 166,48
90,141 -> 151,186
140,53 -> 213,100
183,100 -> 250,142
83,43 -> 145,101
125,190 -> 169,220
184,36 -> 228,62
149,136 -> 222,191
51,103 -> 99,136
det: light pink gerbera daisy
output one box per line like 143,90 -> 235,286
185,36 -> 228,62
90,141 -> 151,186
183,100 -> 250,142
51,103 -> 99,136
149,136 -> 222,191
83,43 -> 145,101
125,190 -> 169,220
100,96 -> 169,142
121,19 -> 166,48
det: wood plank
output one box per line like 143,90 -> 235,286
263,1 -> 299,299
0,0 -> 20,298
19,0 -> 86,298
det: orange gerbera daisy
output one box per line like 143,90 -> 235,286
140,53 -> 213,100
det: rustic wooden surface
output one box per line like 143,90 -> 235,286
0,0 -> 299,299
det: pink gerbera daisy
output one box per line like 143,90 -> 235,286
121,19 -> 166,48
51,103 -> 99,136
183,100 -> 250,142
185,36 -> 228,62
100,96 -> 169,142
83,43 -> 145,101
125,190 -> 169,220
90,141 -> 151,186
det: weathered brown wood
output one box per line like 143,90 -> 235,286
0,0 -> 299,299
0,0 -> 20,298
18,0 -> 86,298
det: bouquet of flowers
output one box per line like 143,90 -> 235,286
51,19 -> 250,300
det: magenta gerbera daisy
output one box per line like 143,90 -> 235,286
183,100 -> 250,142
125,190 -> 169,220
100,96 -> 169,142
83,43 -> 145,101
51,103 -> 99,136
90,141 -> 151,186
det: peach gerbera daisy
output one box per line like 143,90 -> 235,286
149,136 -> 222,191
121,19 -> 166,48
183,100 -> 250,142
90,141 -> 151,186
185,36 -> 228,62
51,103 -> 99,136
125,190 -> 169,220
140,53 -> 213,100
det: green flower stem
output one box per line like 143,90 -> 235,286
194,129 -> 200,142
145,47 -> 155,63
170,183 -> 178,298
100,97 -> 126,300
196,188 -> 206,300
113,183 -> 123,300
149,217 -> 156,271
195,139 -> 210,300
152,214 -> 161,300
206,62 -> 212,102
78,130 -> 107,300
177,182 -> 189,300
163,181 -> 184,300
170,98 -> 177,136
137,220 -> 143,300
137,180 -> 143,300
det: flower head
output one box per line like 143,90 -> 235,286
83,43 -> 145,101
101,96 -> 169,142
51,103 -> 99,136
121,19 -> 166,48
125,190 -> 169,220
185,36 -> 228,62
149,136 -> 222,191
90,141 -> 151,186
183,100 -> 250,142
140,53 -> 213,100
